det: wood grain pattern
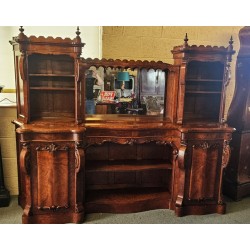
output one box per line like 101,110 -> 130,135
11,27 -> 235,223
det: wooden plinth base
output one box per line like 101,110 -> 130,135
174,203 -> 226,217
22,211 -> 85,224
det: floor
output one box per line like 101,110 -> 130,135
1,195 -> 250,224
1,195 -> 248,250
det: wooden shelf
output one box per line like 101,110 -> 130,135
85,187 -> 171,213
186,78 -> 223,82
86,159 -> 172,191
86,159 -> 172,172
29,74 -> 75,77
186,91 -> 221,94
30,87 -> 75,91
183,114 -> 219,123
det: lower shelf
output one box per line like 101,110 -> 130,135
85,187 -> 171,214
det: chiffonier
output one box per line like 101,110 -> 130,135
10,27 -> 235,223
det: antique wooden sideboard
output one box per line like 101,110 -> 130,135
10,27 -> 235,223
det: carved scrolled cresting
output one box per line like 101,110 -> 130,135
85,137 -> 179,149
36,143 -> 69,152
81,57 -> 176,72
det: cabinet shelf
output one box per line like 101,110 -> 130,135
30,87 -> 75,91
86,187 -> 170,213
29,74 -> 75,78
186,78 -> 223,82
186,91 -> 222,94
86,159 -> 172,191
86,159 -> 172,172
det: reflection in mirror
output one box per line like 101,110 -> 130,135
85,66 -> 104,115
85,66 -> 166,116
141,69 -> 166,115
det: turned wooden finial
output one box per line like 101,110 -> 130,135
184,33 -> 189,47
19,26 -> 24,33
76,26 -> 80,37
74,26 -> 84,57
229,36 -> 234,49
227,35 -> 234,62
17,26 -> 28,42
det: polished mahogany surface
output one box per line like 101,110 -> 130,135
10,27 -> 235,223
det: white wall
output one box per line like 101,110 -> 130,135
0,27 -> 15,89
0,26 -> 102,89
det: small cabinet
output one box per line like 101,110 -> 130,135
172,34 -> 235,124
184,61 -> 224,122
10,27 -> 85,124
174,126 -> 234,216
17,130 -> 85,224
28,54 -> 76,120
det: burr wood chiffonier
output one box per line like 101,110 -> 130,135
10,27 -> 235,223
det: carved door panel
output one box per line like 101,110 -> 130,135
18,133 -> 85,223
185,141 -> 223,202
30,142 -> 74,212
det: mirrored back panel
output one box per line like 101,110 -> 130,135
81,58 -> 177,119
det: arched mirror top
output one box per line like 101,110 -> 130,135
81,57 -> 174,71
81,58 -> 175,118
